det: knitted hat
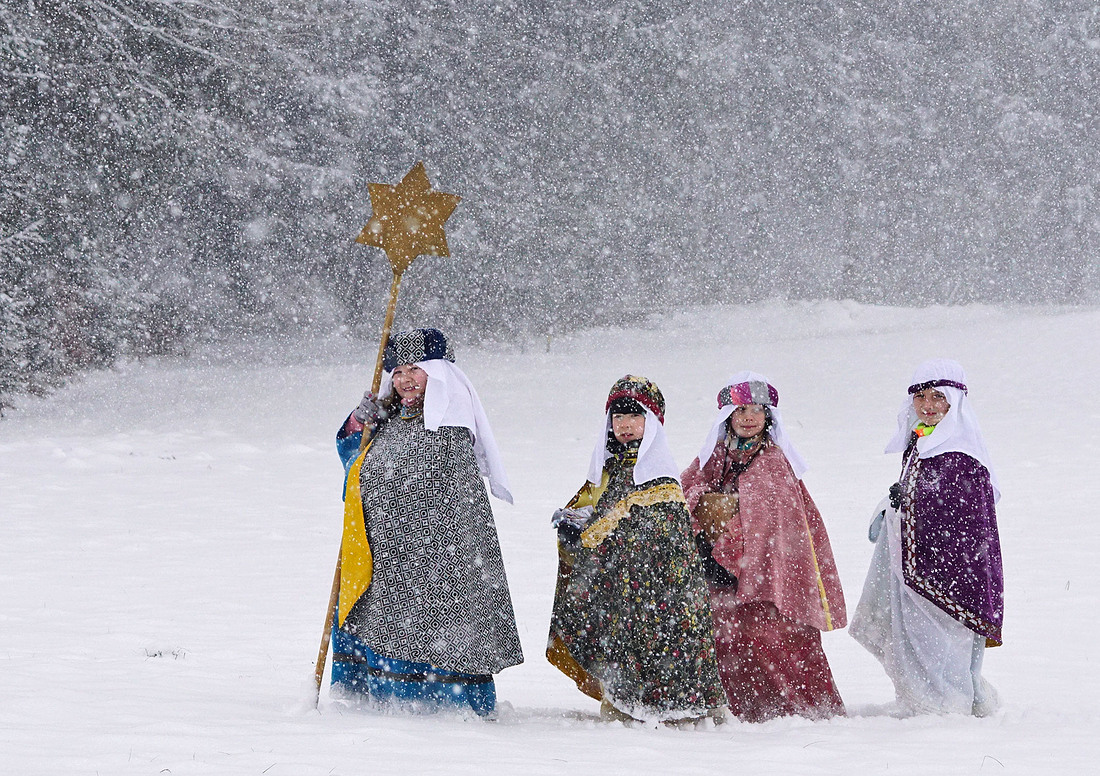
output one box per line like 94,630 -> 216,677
717,379 -> 779,409
605,375 -> 665,424
382,328 -> 455,371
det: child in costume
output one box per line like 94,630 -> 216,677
681,371 -> 846,722
850,358 -> 1003,716
333,328 -> 523,717
547,375 -> 726,724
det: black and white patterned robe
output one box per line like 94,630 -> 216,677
344,412 -> 524,674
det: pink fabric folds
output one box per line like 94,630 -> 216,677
682,441 -> 846,634
709,594 -> 845,722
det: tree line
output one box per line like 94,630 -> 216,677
2,0 -> 1097,410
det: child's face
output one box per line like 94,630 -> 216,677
611,412 -> 646,444
730,404 -> 767,438
392,364 -> 428,406
912,388 -> 950,426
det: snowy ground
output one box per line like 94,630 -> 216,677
2,301 -> 1098,775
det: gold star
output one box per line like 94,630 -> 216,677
355,161 -> 461,275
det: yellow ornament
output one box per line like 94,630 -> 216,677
355,161 -> 461,276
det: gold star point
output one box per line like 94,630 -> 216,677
356,161 -> 461,275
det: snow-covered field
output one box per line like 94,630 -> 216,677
2,302 -> 1097,775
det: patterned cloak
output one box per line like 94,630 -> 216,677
899,440 -> 1004,645
547,450 -> 726,721
341,412 -> 523,675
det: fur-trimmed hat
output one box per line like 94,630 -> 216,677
717,379 -> 778,409
605,374 -> 666,424
382,328 -> 455,371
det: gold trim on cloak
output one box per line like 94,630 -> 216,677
580,482 -> 687,549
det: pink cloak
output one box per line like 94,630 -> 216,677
682,439 -> 846,721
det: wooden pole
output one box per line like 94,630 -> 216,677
363,271 -> 403,450
312,559 -> 341,698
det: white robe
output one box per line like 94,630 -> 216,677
849,503 -> 998,716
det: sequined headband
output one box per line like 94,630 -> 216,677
908,379 -> 967,395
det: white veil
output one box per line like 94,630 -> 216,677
884,358 -> 1000,502
380,359 -> 513,504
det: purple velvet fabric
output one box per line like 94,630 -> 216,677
900,441 -> 1004,645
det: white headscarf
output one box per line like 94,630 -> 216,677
585,406 -> 681,487
380,359 -> 513,504
695,370 -> 809,480
884,358 -> 1000,502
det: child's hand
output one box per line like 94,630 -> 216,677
551,505 -> 594,528
353,390 -> 387,425
552,506 -> 592,545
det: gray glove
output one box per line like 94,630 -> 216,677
552,505 -> 593,546
551,505 -> 593,529
352,390 -> 387,425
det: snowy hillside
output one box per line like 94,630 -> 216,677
1,302 -> 1097,775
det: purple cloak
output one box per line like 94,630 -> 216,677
900,443 -> 1004,645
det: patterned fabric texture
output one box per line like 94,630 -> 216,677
899,438 -> 1004,645
382,327 -> 455,371
604,375 -> 666,423
547,445 -> 726,722
343,412 -> 523,674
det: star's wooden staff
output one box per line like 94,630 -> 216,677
313,161 -> 460,704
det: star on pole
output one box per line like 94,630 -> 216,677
355,161 -> 461,276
